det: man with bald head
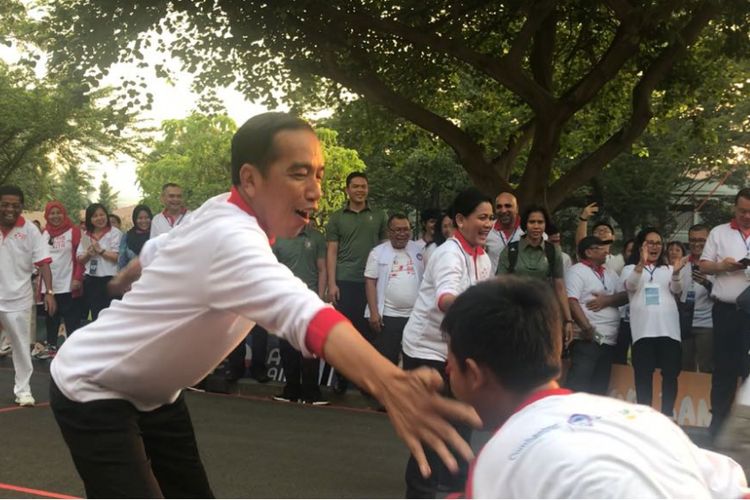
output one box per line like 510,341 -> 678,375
486,192 -> 523,275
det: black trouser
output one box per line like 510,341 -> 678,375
612,320 -> 632,365
632,337 -> 682,416
83,275 -> 113,321
333,281 -> 370,388
279,338 -> 322,400
50,381 -> 213,498
402,353 -> 469,499
44,293 -> 81,345
248,324 -> 268,377
374,316 -> 409,365
565,340 -> 614,396
710,301 -> 750,436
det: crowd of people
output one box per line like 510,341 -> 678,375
0,111 -> 748,498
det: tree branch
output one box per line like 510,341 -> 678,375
603,0 -> 633,21
547,1 -> 720,209
491,120 -> 535,181
529,7 -> 557,92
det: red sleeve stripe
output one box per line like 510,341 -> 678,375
305,307 -> 350,357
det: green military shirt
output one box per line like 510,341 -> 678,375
326,202 -> 388,283
497,237 -> 565,280
272,227 -> 326,292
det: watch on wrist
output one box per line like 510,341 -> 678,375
98,248 -> 105,255
45,290 -> 54,295
578,217 -> 588,222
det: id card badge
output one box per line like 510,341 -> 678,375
89,258 -> 98,275
645,284 -> 660,306
686,290 -> 696,305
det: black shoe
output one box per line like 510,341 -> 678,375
252,372 -> 271,384
272,393 -> 299,403
302,397 -> 330,406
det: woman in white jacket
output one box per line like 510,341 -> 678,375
622,227 -> 685,417
401,188 -> 493,498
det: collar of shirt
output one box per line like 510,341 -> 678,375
162,207 -> 187,225
580,258 -> 605,277
86,226 -> 112,241
730,218 -> 750,239
0,215 -> 25,238
343,201 -> 371,213
513,387 -> 573,415
519,236 -> 544,251
493,216 -> 520,234
453,230 -> 485,257
227,186 -> 275,245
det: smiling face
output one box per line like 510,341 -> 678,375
135,210 -> 151,232
161,186 -> 184,213
441,215 -> 454,239
346,176 -> 368,206
47,207 -> 64,227
495,193 -> 517,227
0,194 -> 22,229
388,217 -> 411,249
457,201 -> 494,247
239,129 -> 324,239
90,208 -> 108,230
643,232 -> 663,263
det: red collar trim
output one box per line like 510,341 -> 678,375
0,216 -> 25,237
227,186 -> 275,245
581,259 -> 604,276
162,207 -> 187,225
730,219 -> 750,239
454,229 -> 485,256
493,215 -> 520,234
514,388 -> 572,414
87,226 -> 111,241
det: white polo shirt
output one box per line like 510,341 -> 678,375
150,209 -> 191,238
622,264 -> 681,343
51,189 -> 347,411
486,221 -> 523,275
467,389 -> 748,498
701,221 -> 750,303
41,228 -> 75,294
364,241 -> 424,318
0,216 -> 51,312
566,261 -> 623,345
402,233 -> 491,361
77,227 -> 122,277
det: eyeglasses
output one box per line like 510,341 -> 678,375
688,238 -> 706,243
645,240 -> 663,247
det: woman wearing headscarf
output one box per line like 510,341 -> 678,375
118,205 -> 153,270
36,201 -> 84,359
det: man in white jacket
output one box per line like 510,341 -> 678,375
49,112 -> 479,498
365,214 -> 424,365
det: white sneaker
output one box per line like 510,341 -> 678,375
14,394 -> 35,407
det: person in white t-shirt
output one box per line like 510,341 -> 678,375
485,192 -> 522,275
37,201 -> 84,360
423,212 -> 454,265
0,185 -> 56,407
622,227 -> 684,417
443,277 -> 747,499
565,236 -> 627,395
49,113 -> 480,498
414,208 -> 440,254
401,188 -> 493,498
365,214 -> 424,365
76,203 -> 122,321
150,183 -> 190,238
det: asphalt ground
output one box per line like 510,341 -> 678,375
0,357 -> 436,499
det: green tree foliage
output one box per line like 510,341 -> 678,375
43,0 -> 749,209
97,173 -> 119,211
53,165 -> 95,220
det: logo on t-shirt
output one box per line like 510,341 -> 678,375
567,414 -> 594,427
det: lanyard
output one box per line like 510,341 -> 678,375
738,229 -> 750,254
500,226 -> 518,247
588,266 -> 607,291
644,265 -> 657,282
167,212 -> 186,228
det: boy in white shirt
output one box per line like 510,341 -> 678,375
443,276 -> 747,498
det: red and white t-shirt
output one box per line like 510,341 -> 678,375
467,390 -> 748,498
0,217 -> 51,312
566,262 -> 623,345
41,228 -> 75,294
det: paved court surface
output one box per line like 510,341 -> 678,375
0,358 -> 423,498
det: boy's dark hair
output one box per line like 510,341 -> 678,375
346,172 -> 368,187
387,213 -> 409,228
0,185 -> 24,204
520,205 -> 550,231
735,188 -> 750,205
109,214 -> 121,224
161,182 -> 181,193
688,223 -> 710,234
420,208 -> 442,228
84,203 -> 112,233
231,112 -> 314,185
443,277 -> 562,393
592,220 -> 615,234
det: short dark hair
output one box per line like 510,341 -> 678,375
450,188 -> 492,224
387,213 -> 409,228
109,214 -> 121,224
420,208 -> 441,228
443,277 -> 562,393
735,188 -> 750,205
0,185 -> 24,204
592,220 -> 615,234
546,222 -> 560,236
84,203 -> 111,233
161,183 -> 181,193
688,223 -> 710,234
520,205 -> 550,231
346,172 -> 368,187
667,240 -> 686,257
231,112 -> 314,185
